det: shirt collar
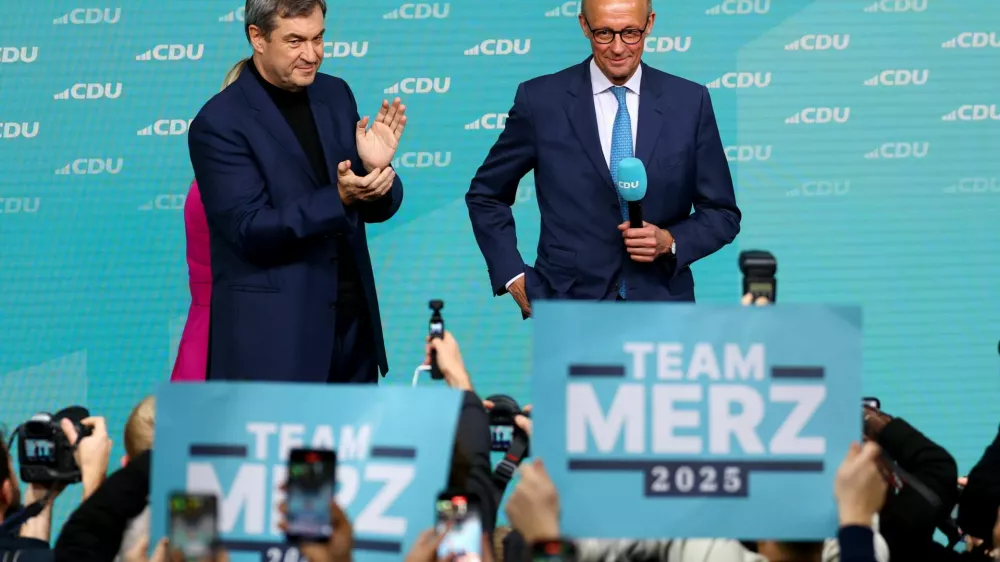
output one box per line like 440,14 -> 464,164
590,58 -> 642,96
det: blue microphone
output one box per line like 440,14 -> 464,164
616,157 -> 647,228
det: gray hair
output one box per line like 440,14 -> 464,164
580,0 -> 653,20
244,0 -> 327,42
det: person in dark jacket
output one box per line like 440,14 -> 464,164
425,331 -> 501,533
54,450 -> 151,562
0,434 -> 55,561
864,405 -> 960,560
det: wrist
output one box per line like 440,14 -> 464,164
838,508 -> 873,528
82,473 -> 105,500
523,523 -> 561,545
444,367 -> 473,391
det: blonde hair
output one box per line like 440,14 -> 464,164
222,58 -> 249,90
124,395 -> 156,459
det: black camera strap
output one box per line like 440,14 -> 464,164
492,428 -> 530,496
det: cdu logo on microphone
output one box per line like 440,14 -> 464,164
616,157 -> 648,202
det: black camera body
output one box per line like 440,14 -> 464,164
485,395 -> 530,457
428,299 -> 445,380
738,250 -> 777,302
17,408 -> 92,485
485,395 -> 531,494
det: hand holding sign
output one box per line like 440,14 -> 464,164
834,441 -> 888,527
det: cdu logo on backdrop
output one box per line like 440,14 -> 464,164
530,302 -> 861,540
151,384 -> 463,562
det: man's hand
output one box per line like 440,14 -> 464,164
60,416 -> 113,500
425,330 -> 473,391
834,441 -> 888,527
404,528 -> 449,562
741,293 -> 771,307
337,160 -> 395,206
279,497 -> 354,562
618,221 -> 673,263
357,98 -> 407,171
508,276 -> 531,317
505,459 -> 560,544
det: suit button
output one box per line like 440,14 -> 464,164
322,234 -> 330,240
329,302 -> 337,310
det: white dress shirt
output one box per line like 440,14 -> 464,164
506,60 -> 642,290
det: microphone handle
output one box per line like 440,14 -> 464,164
628,202 -> 643,228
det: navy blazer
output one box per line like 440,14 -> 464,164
188,67 -> 402,382
466,58 -> 740,303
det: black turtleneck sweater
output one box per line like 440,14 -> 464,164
247,60 -> 361,305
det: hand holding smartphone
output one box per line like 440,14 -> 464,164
285,448 -> 337,543
435,492 -> 483,562
168,492 -> 219,562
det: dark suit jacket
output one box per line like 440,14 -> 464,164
188,68 -> 402,382
466,58 -> 740,302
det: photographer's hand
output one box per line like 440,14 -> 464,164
515,404 -> 533,438
425,330 -> 472,391
60,416 -> 113,500
741,293 -> 771,306
18,480 -> 66,542
506,459 -> 560,544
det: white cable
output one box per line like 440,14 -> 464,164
411,364 -> 431,387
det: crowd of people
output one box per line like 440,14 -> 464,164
1,296 -> 998,561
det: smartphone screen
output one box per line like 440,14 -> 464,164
285,448 -> 336,542
168,493 -> 218,561
436,494 -> 482,561
490,423 -> 514,452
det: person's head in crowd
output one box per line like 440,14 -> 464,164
122,394 -> 155,466
0,433 -> 22,521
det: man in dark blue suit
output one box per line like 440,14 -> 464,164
188,0 -> 405,383
466,0 -> 740,316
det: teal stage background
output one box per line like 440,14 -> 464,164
1,0 -> 998,529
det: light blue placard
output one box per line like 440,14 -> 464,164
150,383 -> 463,562
531,302 -> 862,540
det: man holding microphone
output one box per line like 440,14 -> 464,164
466,0 -> 740,315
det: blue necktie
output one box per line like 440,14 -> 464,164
609,86 -> 632,300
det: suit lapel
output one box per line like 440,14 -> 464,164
635,63 -> 665,168
308,96 -> 340,185
566,60 -> 614,188
237,69 -> 319,186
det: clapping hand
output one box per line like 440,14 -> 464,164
357,98 -> 407,171
336,160 -> 395,206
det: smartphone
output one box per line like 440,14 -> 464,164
168,492 -> 218,562
285,448 -> 336,543
435,493 -> 483,562
863,397 -> 880,409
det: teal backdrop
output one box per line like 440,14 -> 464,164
1,0 -> 998,530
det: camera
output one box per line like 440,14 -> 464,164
485,395 -> 531,494
739,250 -> 777,303
485,395 -> 530,457
16,407 -> 92,485
428,299 -> 445,380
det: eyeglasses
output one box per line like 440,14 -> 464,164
584,17 -> 648,45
